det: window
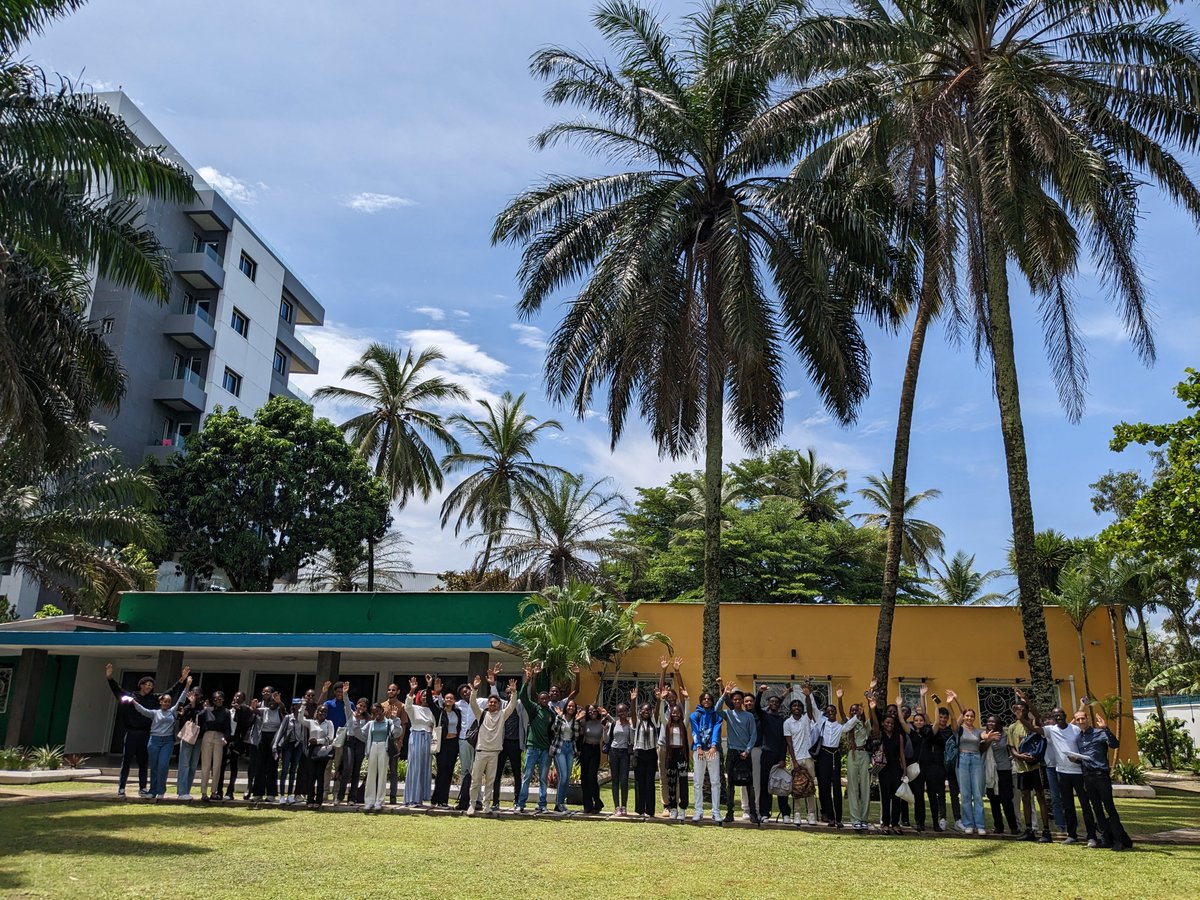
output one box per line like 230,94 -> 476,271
899,682 -> 925,713
238,252 -> 257,281
99,317 -> 114,334
230,308 -> 249,338
221,367 -> 242,397
601,674 -> 673,712
184,293 -> 213,325
279,296 -> 294,324
272,349 -> 288,375
753,678 -> 834,711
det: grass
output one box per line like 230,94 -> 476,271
0,793 -> 1197,900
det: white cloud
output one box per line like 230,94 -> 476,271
343,192 -> 417,213
452,309 -> 471,319
1079,312 -> 1127,342
196,166 -> 262,204
510,323 -> 547,351
783,390 -> 804,402
413,306 -> 446,321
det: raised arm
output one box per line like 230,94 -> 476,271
104,663 -> 127,700
801,681 -> 816,722
316,680 -> 331,705
868,696 -> 880,738
672,656 -> 685,698
946,690 -> 965,727
835,686 -> 846,723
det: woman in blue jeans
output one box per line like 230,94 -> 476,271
947,690 -> 986,834
550,699 -> 580,813
176,687 -> 205,798
125,676 -> 192,799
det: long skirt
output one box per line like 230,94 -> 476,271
404,729 -> 433,805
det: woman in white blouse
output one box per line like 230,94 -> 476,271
404,675 -> 436,807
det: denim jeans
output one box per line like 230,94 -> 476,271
279,743 -> 302,796
554,743 -> 575,809
176,738 -> 200,796
147,735 -> 173,797
957,751 -> 985,830
517,747 -> 550,810
1045,766 -> 1066,830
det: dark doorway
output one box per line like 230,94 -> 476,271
107,670 -> 155,753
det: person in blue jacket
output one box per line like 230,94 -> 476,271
689,691 -> 723,823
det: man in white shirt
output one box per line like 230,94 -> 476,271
783,683 -> 820,825
453,678 -> 478,811
1037,701 -> 1097,845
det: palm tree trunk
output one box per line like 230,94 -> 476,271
1108,605 -> 1124,744
874,167 -> 939,696
478,533 -> 495,579
701,269 -> 726,693
1076,628 -> 1094,714
985,237 -> 1056,713
368,421 -> 393,592
1138,605 -> 1174,771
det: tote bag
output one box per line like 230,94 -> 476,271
179,720 -> 200,745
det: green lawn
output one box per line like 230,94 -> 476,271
0,794 -> 1197,900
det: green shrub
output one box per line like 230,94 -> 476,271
1135,715 -> 1195,768
1112,759 -> 1147,785
32,604 -> 64,619
28,745 -> 64,770
0,747 -> 31,770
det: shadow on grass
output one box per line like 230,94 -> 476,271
0,804 -> 286,892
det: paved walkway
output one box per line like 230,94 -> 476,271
1147,771 -> 1200,794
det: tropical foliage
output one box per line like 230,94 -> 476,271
853,473 -> 943,572
150,397 -> 390,591
0,0 -> 194,464
298,530 -> 412,592
930,551 -> 1007,606
494,0 -> 902,685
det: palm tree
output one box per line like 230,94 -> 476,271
1117,555 -> 1176,770
313,344 -> 465,589
670,472 -> 745,536
489,472 -> 630,589
930,550 -> 1007,606
298,530 -> 412,592
1,3 -> 194,461
1042,558 -> 1101,706
0,426 -> 163,607
493,0 -> 899,687
760,448 -> 848,523
853,472 -> 943,572
440,391 -> 564,576
779,0 -> 1200,713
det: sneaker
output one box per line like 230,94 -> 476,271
724,812 -> 734,823
466,805 -> 476,817
1021,829 -> 1036,842
1086,838 -> 1098,849
287,795 -> 295,804
712,813 -> 722,824
277,796 -> 287,805
693,811 -> 702,822
1063,837 -> 1079,845
976,827 -> 987,836
808,812 -> 817,826
138,789 -> 150,798
512,805 -> 524,814
1039,831 -> 1052,843
938,817 -> 947,831
554,807 -> 569,816
782,815 -> 792,824
955,820 -> 969,833
117,789 -> 126,797
741,813 -> 751,821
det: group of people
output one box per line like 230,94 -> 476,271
104,658 -> 1133,849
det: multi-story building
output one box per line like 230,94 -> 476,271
0,92 -> 325,618
88,91 -> 325,465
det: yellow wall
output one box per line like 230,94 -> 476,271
580,603 -> 1137,761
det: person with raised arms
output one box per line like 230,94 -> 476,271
783,680 -> 820,826
466,670 -> 518,816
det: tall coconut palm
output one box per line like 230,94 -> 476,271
494,0 -> 900,686
440,391 -> 564,576
853,472 -> 943,572
930,550 -> 1007,605
775,0 -> 1200,713
489,472 -> 630,589
760,447 -> 848,523
313,344 -> 465,589
1,2 -> 194,461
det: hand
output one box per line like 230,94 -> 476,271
531,661 -> 543,675
424,674 -> 433,686
493,663 -> 503,675
486,669 -> 497,685
273,690 -> 282,701
1095,712 -> 1107,729
433,677 -> 443,693
740,751 -> 748,760
894,695 -> 902,708
724,681 -> 735,696
801,681 -> 811,696
835,686 -> 844,699
631,688 -> 639,702
673,657 -> 682,671
322,680 -> 332,692
409,676 -> 418,691
868,697 -> 877,709
250,698 -> 259,710
569,662 -> 580,676
341,682 -> 350,696
105,663 -> 114,678
920,685 -> 928,697
758,683 -> 768,694
653,686 -> 662,700
679,689 -> 689,700
180,666 -> 191,680
869,678 -> 878,691
506,679 -> 517,695
472,675 -> 482,689
185,676 -> 193,686
599,707 -> 608,718
660,656 -> 669,671
1013,685 -> 1025,699
945,690 -> 957,704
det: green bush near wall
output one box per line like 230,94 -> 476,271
116,592 -> 530,636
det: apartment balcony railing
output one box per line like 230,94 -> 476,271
163,307 -> 216,349
153,367 -> 207,412
172,244 -> 225,290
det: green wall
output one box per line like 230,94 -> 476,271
117,591 -> 528,636
0,653 -> 76,747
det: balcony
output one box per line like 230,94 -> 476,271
184,190 -> 235,233
153,367 -> 207,412
142,433 -> 188,464
276,323 -> 319,375
290,383 -> 313,406
163,306 -> 216,350
172,243 -> 225,290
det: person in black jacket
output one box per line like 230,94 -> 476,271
197,691 -> 233,801
753,684 -> 789,822
218,691 -> 254,800
105,662 -> 189,797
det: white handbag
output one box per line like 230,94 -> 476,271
895,777 -> 915,804
905,762 -> 921,781
333,725 -> 347,749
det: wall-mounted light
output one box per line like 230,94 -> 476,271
790,649 -> 797,658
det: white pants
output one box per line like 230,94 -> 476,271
693,749 -> 721,816
794,757 -> 818,818
471,749 -> 500,809
363,742 -> 389,810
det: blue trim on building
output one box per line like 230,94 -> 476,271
1131,694 -> 1200,708
0,632 -> 514,650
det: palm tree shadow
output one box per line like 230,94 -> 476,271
0,806 -> 285,892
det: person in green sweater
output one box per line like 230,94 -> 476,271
515,661 -> 556,813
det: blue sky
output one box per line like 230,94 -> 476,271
27,1 -> 1200,581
